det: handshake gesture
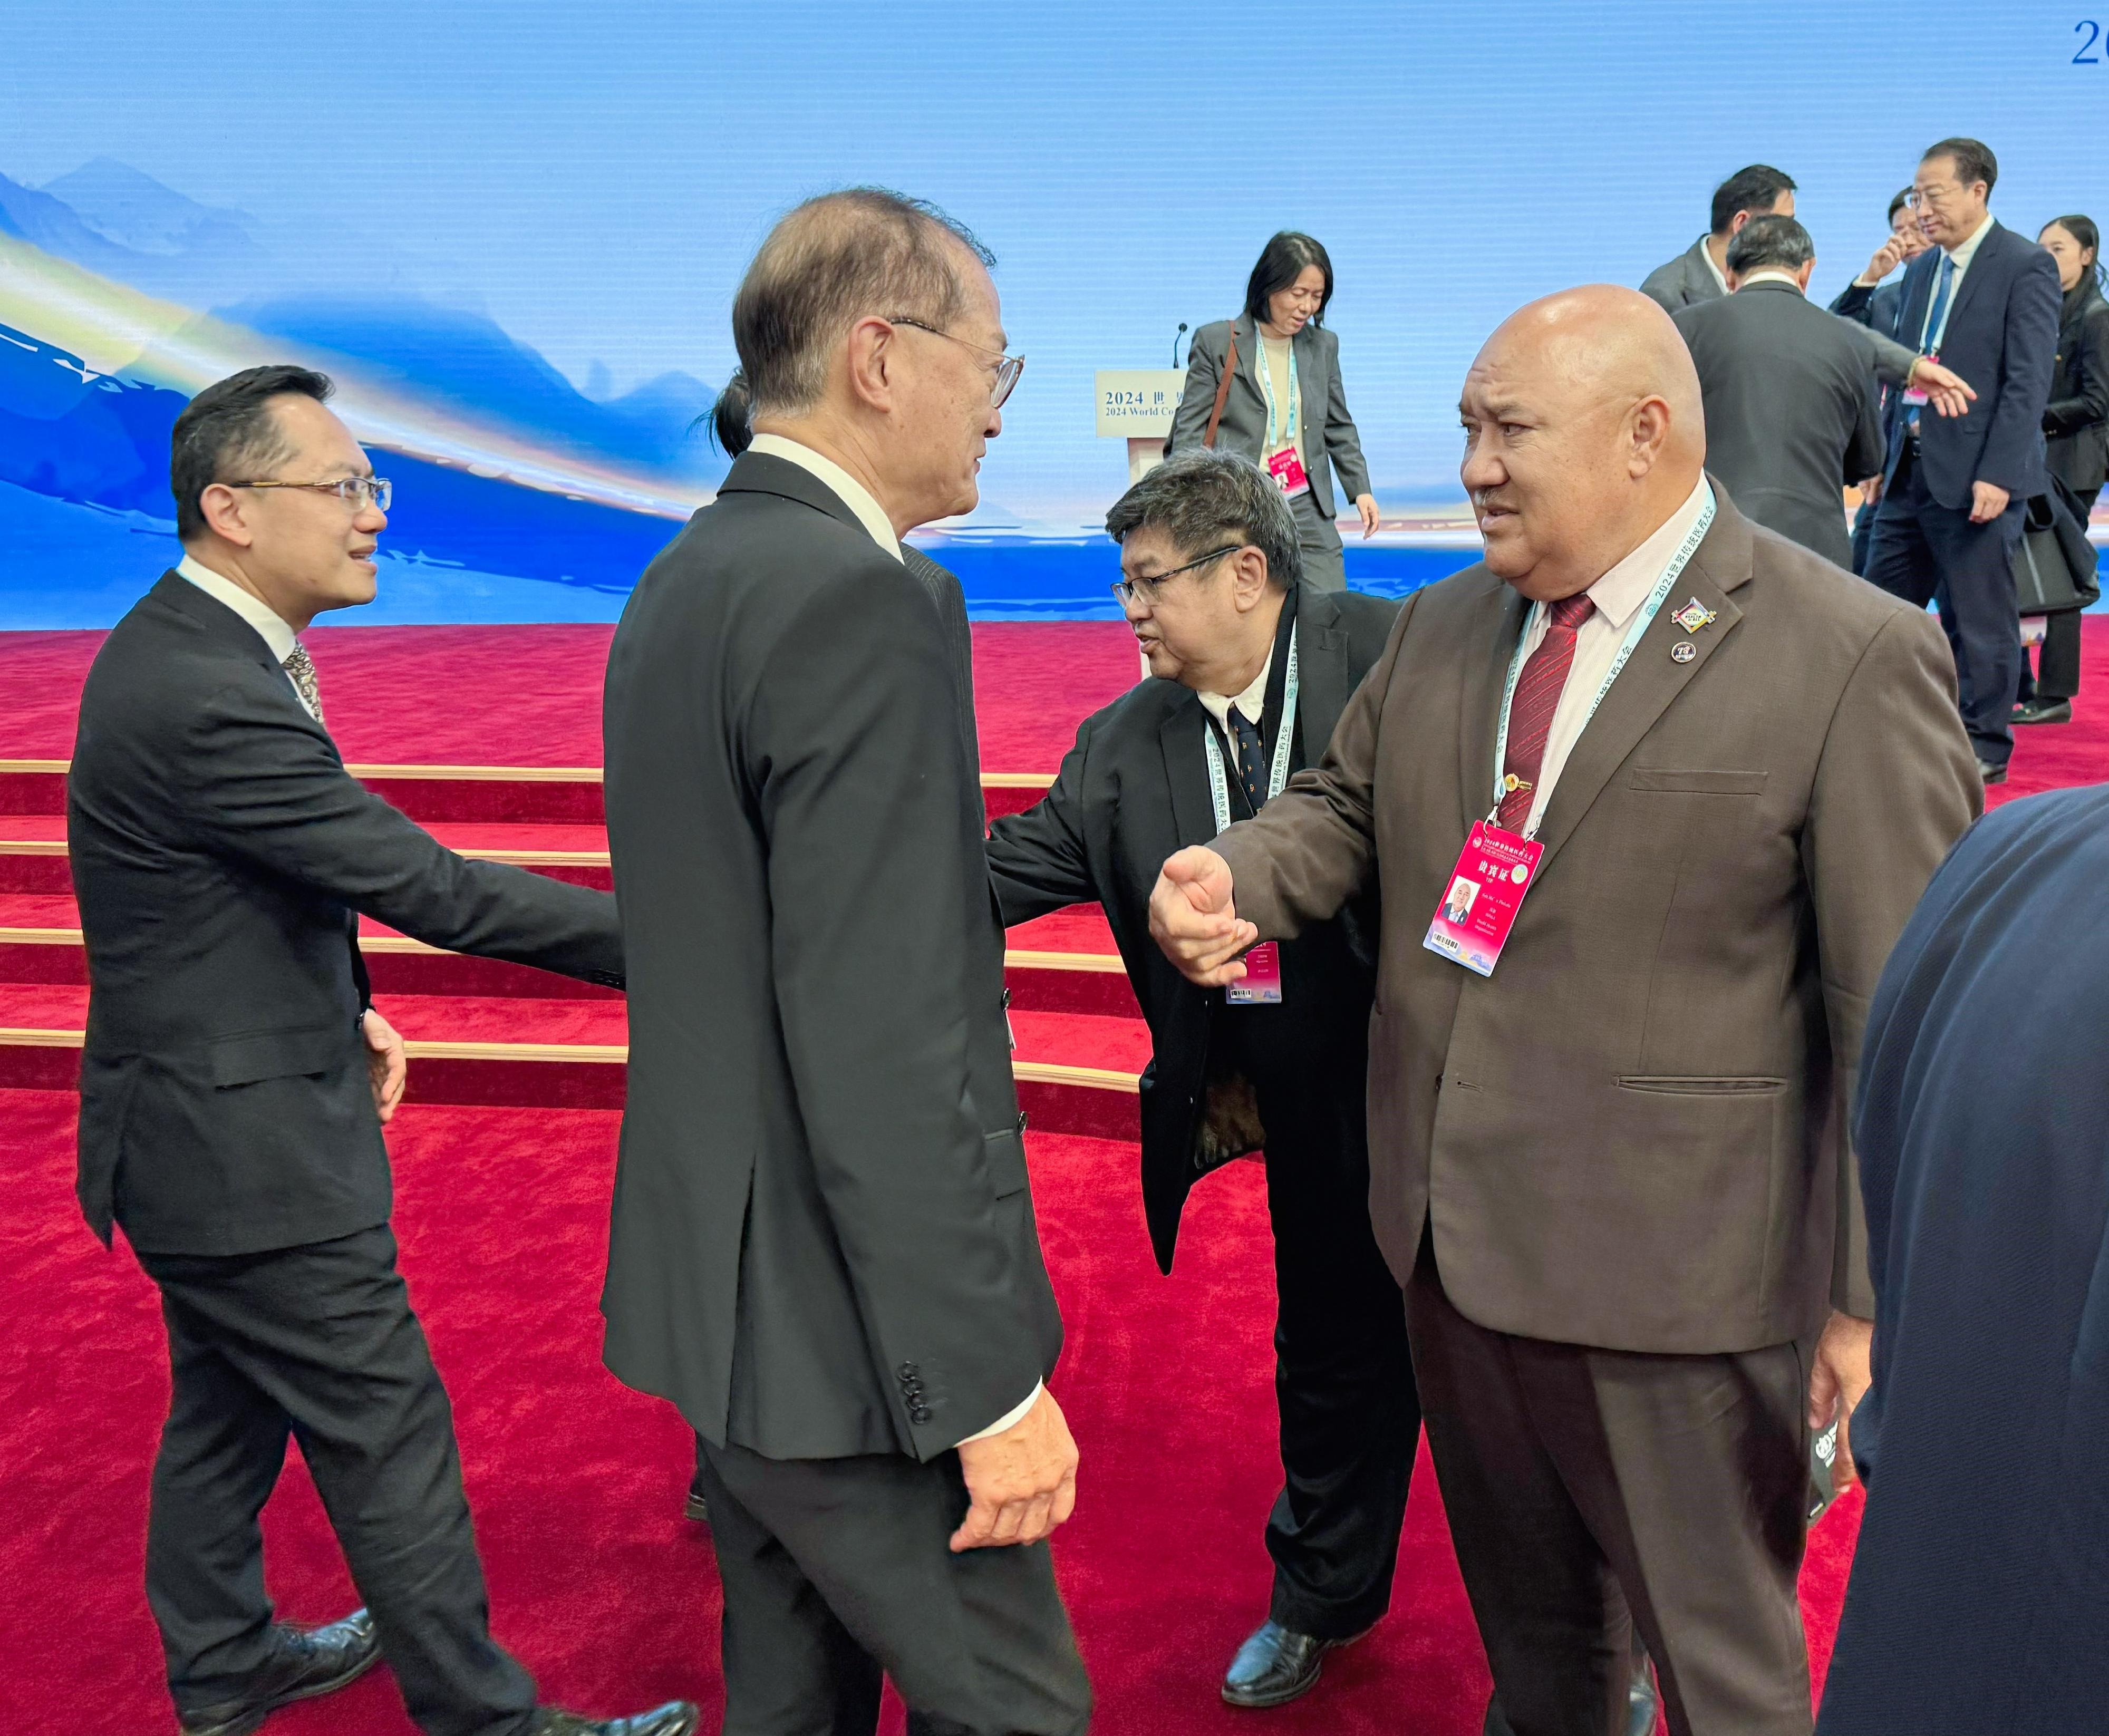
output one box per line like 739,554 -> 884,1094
1147,846 -> 1258,987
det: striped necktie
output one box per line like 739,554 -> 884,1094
1496,594 -> 1594,833
282,643 -> 325,725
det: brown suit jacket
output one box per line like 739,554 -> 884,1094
1212,489 -> 1981,1356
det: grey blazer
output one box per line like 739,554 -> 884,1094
1167,315 -> 1372,519
1641,238 -> 1724,314
1675,280 -> 1887,569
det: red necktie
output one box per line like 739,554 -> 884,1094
1496,594 -> 1595,832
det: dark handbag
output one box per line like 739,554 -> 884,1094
2012,477 -> 2101,615
1202,321 -> 1241,448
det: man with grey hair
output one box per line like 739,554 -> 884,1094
984,451 -> 1416,1712
600,188 -> 1089,1734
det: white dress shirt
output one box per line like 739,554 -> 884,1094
744,431 -> 1036,1446
1506,477 -> 1715,835
746,433 -> 904,562
1699,237 -> 1729,297
175,554 -> 319,722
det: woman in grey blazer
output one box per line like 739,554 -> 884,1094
1166,232 -> 1378,590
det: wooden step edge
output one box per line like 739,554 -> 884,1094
1,759 -> 1059,793
0,1025 -> 80,1048
1011,1060 -> 1140,1093
0,841 -> 66,857
1004,948 -> 1124,974
0,841 -> 610,866
402,1039 -> 627,1063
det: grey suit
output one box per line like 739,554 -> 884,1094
1641,237 -> 1724,313
1675,280 -> 1887,568
1167,315 -> 1372,590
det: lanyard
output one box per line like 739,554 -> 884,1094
1254,332 -> 1300,452
1204,624 -> 1300,835
1490,489 -> 1717,836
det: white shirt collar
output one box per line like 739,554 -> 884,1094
1699,236 -> 1729,295
1197,655 -> 1271,730
176,552 -> 300,663
1582,477 -> 1715,631
1943,212 -> 1996,271
1738,267 -> 1805,293
746,433 -> 904,563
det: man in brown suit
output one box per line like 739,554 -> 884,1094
1149,286 -> 1981,1736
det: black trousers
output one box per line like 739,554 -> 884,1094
2016,483 -> 2098,705
1863,443 -> 2025,767
693,1438 -> 1090,1735
1408,1234 -> 1816,1736
1229,996 -> 1420,1641
137,1224 -> 537,1736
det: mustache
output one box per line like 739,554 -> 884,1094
1471,491 -> 1515,514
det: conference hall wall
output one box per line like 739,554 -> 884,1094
1,1 -> 2096,626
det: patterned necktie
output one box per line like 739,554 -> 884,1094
1496,594 -> 1594,833
282,643 -> 325,725
1226,706 -> 1269,814
1907,253 -> 1957,438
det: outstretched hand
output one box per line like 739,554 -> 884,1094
1148,846 -> 1258,986
1910,357 -> 1978,421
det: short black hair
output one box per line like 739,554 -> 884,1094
170,364 -> 333,541
1243,231 -> 1333,327
1922,137 -> 1997,196
1709,165 -> 1796,236
1105,451 -> 1301,594
1726,214 -> 1815,277
1887,186 -> 1915,224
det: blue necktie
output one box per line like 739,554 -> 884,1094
1908,254 -> 1957,437
1227,707 -> 1268,814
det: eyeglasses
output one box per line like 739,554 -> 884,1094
1110,544 -> 1243,607
1904,182 -> 1967,210
886,315 -> 1024,408
224,476 -> 392,512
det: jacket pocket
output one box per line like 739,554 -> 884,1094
1618,1075 -> 1787,1095
208,1023 -> 350,1089
983,1127 -> 1031,1199
1626,769 -> 1770,796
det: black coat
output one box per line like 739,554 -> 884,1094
599,452 -> 1061,1463
1818,785 -> 2109,1731
2043,277 -> 2109,496
984,585 -> 1399,1272
68,571 -> 624,1257
1674,280 -> 1885,569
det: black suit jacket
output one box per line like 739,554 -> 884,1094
599,451 -> 1061,1463
1836,220 -> 2063,509
903,545 -> 980,784
68,572 -> 625,1257
2043,278 -> 2109,496
983,585 -> 1399,1271
1675,280 -> 1885,569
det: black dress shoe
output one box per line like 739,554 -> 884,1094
178,1608 -> 382,1736
528,1702 -> 700,1736
1484,1649 -> 1657,1736
2014,697 -> 2073,725
1977,758 -> 2009,785
1221,1620 -> 1348,1709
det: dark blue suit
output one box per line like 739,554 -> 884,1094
1817,786 -> 2109,1732
1833,280 -> 1908,574
1839,221 -> 2062,767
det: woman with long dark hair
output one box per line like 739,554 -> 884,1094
2015,215 -> 2108,725
1167,232 -> 1378,590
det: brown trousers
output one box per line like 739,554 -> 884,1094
1408,1233 -> 1818,1736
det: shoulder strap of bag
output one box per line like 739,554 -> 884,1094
1203,321 -> 1241,449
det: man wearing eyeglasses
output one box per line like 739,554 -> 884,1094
69,365 -> 692,1736
1835,138 -> 2063,784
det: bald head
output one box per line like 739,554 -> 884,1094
1460,285 -> 1708,601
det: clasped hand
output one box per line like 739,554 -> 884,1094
1147,845 -> 1258,987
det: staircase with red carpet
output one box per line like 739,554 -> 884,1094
11,612 -> 2104,1732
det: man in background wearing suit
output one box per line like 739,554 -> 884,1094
70,366 -> 692,1736
1841,138 -> 2064,784
601,190 -> 1090,1736
1674,215 -> 1972,569
984,452 -> 1430,1712
1833,190 -> 1934,573
1640,164 -> 1796,313
1149,287 -> 1980,1735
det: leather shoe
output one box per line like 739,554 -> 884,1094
528,1702 -> 700,1736
178,1608 -> 382,1736
1484,1651 -> 1657,1736
1221,1619 -> 1354,1709
1977,758 -> 2009,785
2014,697 -> 2072,725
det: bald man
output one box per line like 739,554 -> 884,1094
1148,287 -> 1981,1736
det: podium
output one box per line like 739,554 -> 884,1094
1096,368 -> 1188,483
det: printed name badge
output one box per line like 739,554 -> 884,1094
1266,447 -> 1312,499
1421,821 -> 1544,978
1226,940 -> 1283,1004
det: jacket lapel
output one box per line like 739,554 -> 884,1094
1159,693 -> 1222,849
1939,219 -> 2001,338
1529,489 -> 1754,879
1457,578 -> 1530,835
1294,589 -> 1355,759
1895,249 -> 1938,352
1294,324 -> 1323,448
1232,314 -> 1261,399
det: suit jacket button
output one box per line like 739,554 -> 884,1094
896,1363 -> 916,1382
911,1406 -> 933,1425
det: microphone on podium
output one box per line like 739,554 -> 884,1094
1172,322 -> 1188,367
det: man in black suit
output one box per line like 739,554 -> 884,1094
1840,138 -> 2064,783
601,190 -> 1090,1735
1639,164 -> 1797,313
984,452 -> 1417,1711
1674,215 -> 1968,569
1832,190 -> 1934,573
70,366 -> 693,1736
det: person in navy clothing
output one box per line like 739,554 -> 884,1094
1816,785 -> 2109,1733
1836,138 -> 2062,783
1832,187 -> 1933,574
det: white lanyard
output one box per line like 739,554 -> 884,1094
1254,333 -> 1300,453
1205,624 -> 1300,835
1490,490 -> 1717,836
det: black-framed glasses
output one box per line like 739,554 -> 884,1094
225,476 -> 392,512
1110,544 -> 1243,607
887,315 -> 1024,408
